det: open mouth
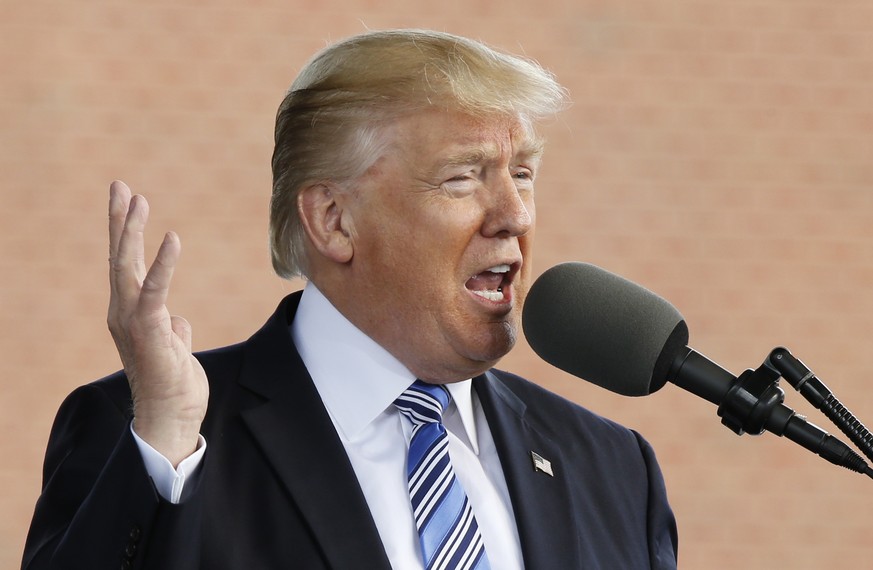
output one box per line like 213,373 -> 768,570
465,263 -> 518,302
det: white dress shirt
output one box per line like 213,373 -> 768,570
134,283 -> 523,569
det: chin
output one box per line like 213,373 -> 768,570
465,326 -> 518,367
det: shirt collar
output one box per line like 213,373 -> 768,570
291,283 -> 480,454
445,380 -> 479,455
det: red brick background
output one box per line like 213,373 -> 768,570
3,1 -> 872,568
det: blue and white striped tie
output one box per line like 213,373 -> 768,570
394,380 -> 491,570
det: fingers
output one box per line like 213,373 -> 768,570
109,182 -> 150,307
107,181 -> 181,338
139,231 -> 181,315
108,180 -> 131,263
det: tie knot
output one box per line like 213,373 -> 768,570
394,380 -> 450,426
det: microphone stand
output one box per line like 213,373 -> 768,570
765,347 -> 873,464
671,348 -> 873,480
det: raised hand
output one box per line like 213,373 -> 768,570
107,180 -> 208,467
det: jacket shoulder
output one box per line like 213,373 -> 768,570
486,368 -> 643,445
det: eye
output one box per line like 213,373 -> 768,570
439,169 -> 480,197
448,174 -> 473,182
512,167 -> 535,185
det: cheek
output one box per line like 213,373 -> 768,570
419,211 -> 483,259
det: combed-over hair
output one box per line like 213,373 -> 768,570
269,29 -> 568,278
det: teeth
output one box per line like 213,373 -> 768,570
470,264 -> 511,279
472,289 -> 506,302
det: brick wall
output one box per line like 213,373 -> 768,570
3,1 -> 872,567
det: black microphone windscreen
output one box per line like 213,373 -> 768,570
522,262 -> 688,396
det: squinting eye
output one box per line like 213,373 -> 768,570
443,173 -> 477,186
440,175 -> 477,197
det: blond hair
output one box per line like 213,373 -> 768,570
270,29 -> 568,278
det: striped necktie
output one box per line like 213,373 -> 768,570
394,380 -> 491,570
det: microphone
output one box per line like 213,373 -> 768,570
522,261 -> 873,478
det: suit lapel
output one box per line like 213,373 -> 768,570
474,372 -> 582,570
236,294 -> 391,570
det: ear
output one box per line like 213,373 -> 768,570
297,182 -> 354,264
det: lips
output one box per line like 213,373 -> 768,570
465,263 -> 516,302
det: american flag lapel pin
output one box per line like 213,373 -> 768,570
530,451 -> 554,477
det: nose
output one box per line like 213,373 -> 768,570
481,173 -> 534,238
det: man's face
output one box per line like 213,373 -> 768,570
336,109 -> 543,383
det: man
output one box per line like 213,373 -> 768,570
23,29 -> 678,569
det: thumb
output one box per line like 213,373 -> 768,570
170,315 -> 193,351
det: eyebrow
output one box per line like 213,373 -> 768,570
442,137 -> 546,168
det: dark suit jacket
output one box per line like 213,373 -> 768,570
23,292 -> 678,569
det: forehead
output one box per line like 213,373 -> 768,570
389,109 -> 544,165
